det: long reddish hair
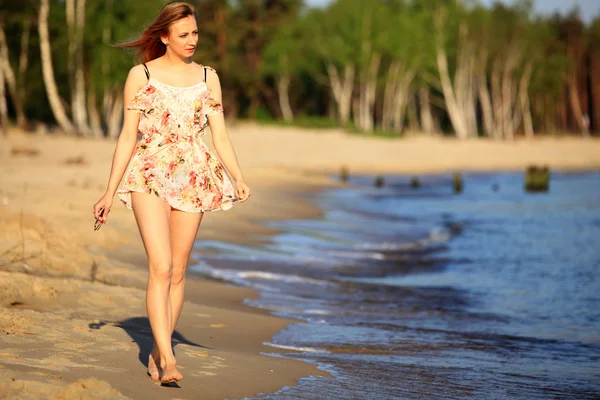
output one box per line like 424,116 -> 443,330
118,2 -> 198,63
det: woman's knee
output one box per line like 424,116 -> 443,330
171,265 -> 187,287
148,260 -> 173,282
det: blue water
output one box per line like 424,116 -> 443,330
191,171 -> 600,399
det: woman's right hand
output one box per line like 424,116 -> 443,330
93,194 -> 113,225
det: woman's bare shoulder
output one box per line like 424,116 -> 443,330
126,64 -> 149,87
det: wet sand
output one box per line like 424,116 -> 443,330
1,124 -> 599,399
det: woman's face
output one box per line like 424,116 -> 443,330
164,15 -> 198,59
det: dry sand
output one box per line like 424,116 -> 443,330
1,123 -> 599,399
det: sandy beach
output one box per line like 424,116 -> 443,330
1,123 -> 599,399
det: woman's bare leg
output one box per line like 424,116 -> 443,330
148,209 -> 203,373
131,192 -> 182,383
169,209 -> 203,330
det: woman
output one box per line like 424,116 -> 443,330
92,2 -> 251,384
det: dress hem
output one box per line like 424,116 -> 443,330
117,188 -> 238,213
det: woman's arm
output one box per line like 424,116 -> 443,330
206,69 -> 250,202
93,65 -> 146,222
103,65 -> 146,197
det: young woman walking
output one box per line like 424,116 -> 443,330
92,2 -> 251,384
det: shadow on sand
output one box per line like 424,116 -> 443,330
89,316 -> 210,387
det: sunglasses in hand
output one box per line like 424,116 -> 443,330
94,208 -> 104,231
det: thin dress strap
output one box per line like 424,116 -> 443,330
142,63 -> 150,81
203,67 -> 207,83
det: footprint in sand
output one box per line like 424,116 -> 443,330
186,350 -> 209,358
195,371 -> 217,376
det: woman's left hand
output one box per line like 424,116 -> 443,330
236,180 -> 252,203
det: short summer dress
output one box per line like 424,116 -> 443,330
117,64 -> 238,212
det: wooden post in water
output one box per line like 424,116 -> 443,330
410,177 -> 421,189
340,166 -> 349,184
453,172 -> 463,194
374,176 -> 385,188
524,165 -> 550,192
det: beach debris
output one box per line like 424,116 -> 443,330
90,261 -> 98,282
340,166 -> 349,184
10,146 -> 39,157
410,177 -> 421,189
374,176 -> 385,188
64,155 -> 88,166
525,165 -> 550,192
453,172 -> 463,194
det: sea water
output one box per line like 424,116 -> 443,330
191,171 -> 600,399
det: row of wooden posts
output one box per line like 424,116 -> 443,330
339,166 -> 550,193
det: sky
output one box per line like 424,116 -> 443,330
304,0 -> 600,23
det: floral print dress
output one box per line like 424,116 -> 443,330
117,66 -> 238,212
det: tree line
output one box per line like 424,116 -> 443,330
0,0 -> 598,139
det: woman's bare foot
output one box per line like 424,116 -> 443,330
147,351 -> 160,381
160,362 -> 183,384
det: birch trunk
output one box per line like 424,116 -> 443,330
107,90 -> 123,139
382,62 -> 399,131
406,91 -> 421,132
419,87 -> 435,133
39,0 -> 76,133
521,92 -> 534,138
0,22 -> 18,125
278,73 -> 293,122
568,72 -> 589,136
0,19 -> 31,128
434,11 -> 472,139
17,19 -> 30,128
478,65 -> 494,137
381,61 -> 415,134
327,63 -> 354,125
72,0 -> 91,135
436,42 -> 469,139
101,0 -> 113,134
501,50 -> 517,140
490,60 -> 503,139
87,83 -> 103,138
356,54 -> 380,132
0,65 -> 8,135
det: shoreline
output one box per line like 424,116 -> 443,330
2,126 -> 600,398
0,131 -> 335,399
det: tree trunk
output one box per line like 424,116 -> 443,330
568,70 -> 589,136
436,41 -> 469,139
66,0 -> 76,106
278,73 -> 293,122
327,63 -> 354,125
501,50 -> 519,140
0,65 -> 8,135
72,0 -> 91,135
17,18 -> 30,128
419,87 -> 435,133
434,11 -> 472,139
39,0 -> 76,133
407,91 -> 420,132
87,82 -> 103,138
0,22 -> 19,126
381,61 -> 415,134
107,89 -> 123,139
590,49 -> 600,133
478,65 -> 494,137
0,19 -> 31,128
381,63 -> 397,131
356,53 -> 380,132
